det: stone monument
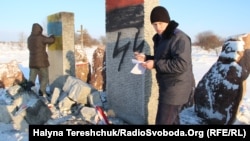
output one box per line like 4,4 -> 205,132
106,0 -> 159,124
47,12 -> 75,91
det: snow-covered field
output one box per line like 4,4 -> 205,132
0,43 -> 249,140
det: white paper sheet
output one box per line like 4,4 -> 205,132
130,59 -> 146,75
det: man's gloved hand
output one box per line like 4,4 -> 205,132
49,34 -> 56,43
49,34 -> 55,40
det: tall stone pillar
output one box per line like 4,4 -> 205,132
47,12 -> 75,91
106,0 -> 159,124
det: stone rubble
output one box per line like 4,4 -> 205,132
0,61 -> 127,132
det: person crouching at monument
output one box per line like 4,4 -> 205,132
27,23 -> 55,97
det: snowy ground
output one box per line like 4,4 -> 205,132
0,43 -> 249,140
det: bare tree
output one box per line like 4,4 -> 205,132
195,31 -> 223,50
18,32 -> 26,50
42,20 -> 48,35
82,29 -> 92,47
75,33 -> 81,45
75,28 -> 101,47
99,35 -> 106,45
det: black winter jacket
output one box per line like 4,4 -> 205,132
146,20 -> 195,105
27,23 -> 55,68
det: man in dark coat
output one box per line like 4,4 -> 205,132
27,23 -> 55,97
134,6 -> 195,124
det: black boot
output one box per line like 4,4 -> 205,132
38,90 -> 44,96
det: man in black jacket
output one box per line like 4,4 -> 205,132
134,6 -> 195,124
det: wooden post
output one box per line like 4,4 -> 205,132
77,25 -> 84,48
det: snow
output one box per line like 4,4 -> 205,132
0,43 -> 250,140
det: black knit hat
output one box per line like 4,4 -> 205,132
150,6 -> 170,23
